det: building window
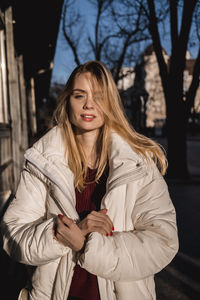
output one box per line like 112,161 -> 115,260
0,29 -> 9,123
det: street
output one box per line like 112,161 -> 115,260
0,136 -> 200,300
155,136 -> 200,300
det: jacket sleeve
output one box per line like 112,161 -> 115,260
78,171 -> 179,281
1,168 -> 69,266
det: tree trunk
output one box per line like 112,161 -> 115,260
147,0 -> 199,180
165,81 -> 189,179
166,116 -> 189,179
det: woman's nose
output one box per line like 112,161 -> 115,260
83,95 -> 94,109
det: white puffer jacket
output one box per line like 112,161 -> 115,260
1,126 -> 178,300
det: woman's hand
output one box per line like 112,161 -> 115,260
77,208 -> 114,237
54,215 -> 85,251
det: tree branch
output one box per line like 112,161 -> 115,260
89,0 -> 114,60
178,0 -> 197,61
88,36 -> 96,54
62,1 -> 81,65
169,0 -> 178,53
94,0 -> 102,60
186,47 -> 200,112
147,0 -> 169,97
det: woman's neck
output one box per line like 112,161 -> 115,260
75,130 -> 99,168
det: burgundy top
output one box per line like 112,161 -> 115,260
67,167 -> 108,300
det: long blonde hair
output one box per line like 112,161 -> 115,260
52,61 -> 167,191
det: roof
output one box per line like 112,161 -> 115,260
11,0 -> 64,101
144,44 -> 168,56
144,44 -> 195,75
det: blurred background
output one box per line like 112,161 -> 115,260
0,0 -> 200,299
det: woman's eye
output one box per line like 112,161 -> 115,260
74,94 -> 84,99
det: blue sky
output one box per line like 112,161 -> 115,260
51,1 -> 199,85
51,0 -> 94,84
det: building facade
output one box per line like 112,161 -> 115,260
0,0 -> 64,215
0,5 -> 29,214
139,44 -> 200,130
119,44 -> 200,134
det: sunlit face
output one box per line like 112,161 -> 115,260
69,72 -> 104,135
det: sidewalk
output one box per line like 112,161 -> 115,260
0,136 -> 199,300
155,136 -> 200,300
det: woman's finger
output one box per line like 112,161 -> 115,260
86,218 -> 111,234
57,214 -> 75,228
90,210 -> 113,228
99,208 -> 107,214
62,215 -> 75,227
85,213 -> 114,235
56,216 -> 85,251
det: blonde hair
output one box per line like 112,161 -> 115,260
52,61 -> 167,191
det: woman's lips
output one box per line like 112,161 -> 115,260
80,114 -> 96,121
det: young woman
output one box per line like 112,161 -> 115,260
1,61 -> 178,300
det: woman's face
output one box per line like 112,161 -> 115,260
69,72 -> 105,135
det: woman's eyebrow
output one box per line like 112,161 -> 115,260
72,89 -> 86,93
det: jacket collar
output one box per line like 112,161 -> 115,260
24,126 -> 147,198
107,132 -> 147,190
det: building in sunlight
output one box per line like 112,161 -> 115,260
119,44 -> 200,135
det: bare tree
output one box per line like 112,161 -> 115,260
143,0 -> 200,179
61,0 -> 151,85
62,0 -> 82,65
108,0 -> 153,83
87,0 -> 115,61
